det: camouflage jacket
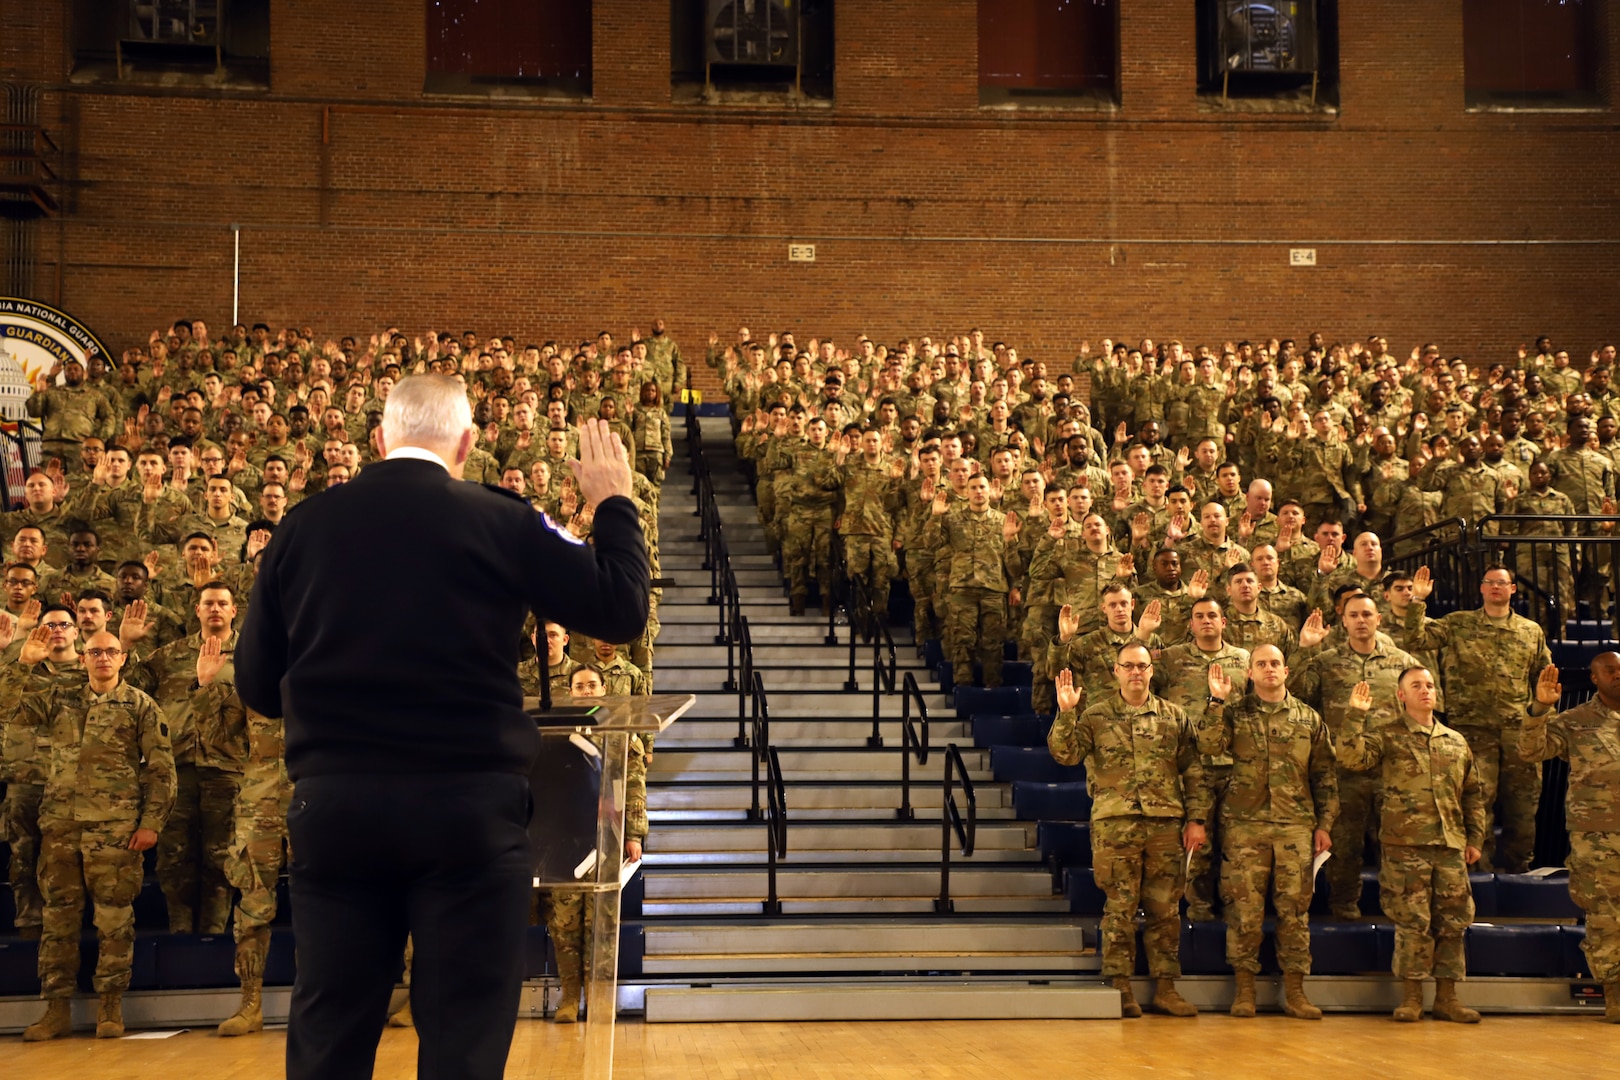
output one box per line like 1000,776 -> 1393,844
1521,695 -> 1620,831
1425,461 -> 1508,526
1287,437 -> 1363,505
138,631 -> 247,772
1199,692 -> 1338,831
1048,691 -> 1210,823
27,384 -> 116,443
1223,605 -> 1298,657
923,505 -> 1019,593
1132,579 -> 1194,646
1336,710 -> 1487,851
1403,601 -> 1550,729
1153,640 -> 1251,766
30,679 -> 175,833
1287,638 -> 1423,739
0,658 -> 86,784
1048,625 -> 1166,708
1547,446 -> 1615,516
837,458 -> 902,538
1257,582 -> 1310,632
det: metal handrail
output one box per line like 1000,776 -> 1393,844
896,671 -> 930,821
936,743 -> 976,914
735,615 -> 754,747
763,745 -> 787,917
748,669 -> 770,819
842,571 -> 898,744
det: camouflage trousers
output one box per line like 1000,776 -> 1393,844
1570,830 -> 1620,982
37,815 -> 142,998
758,481 -> 780,555
227,825 -> 286,940
1222,821 -> 1315,974
1451,725 -> 1540,874
1326,768 -> 1378,917
944,588 -> 1008,688
157,763 -> 241,934
1516,547 -> 1575,622
1381,843 -> 1474,980
540,887 -> 589,1003
41,439 -> 83,474
906,553 -> 940,643
1091,815 -> 1186,978
1186,766 -> 1232,915
3,783 -> 44,930
635,452 -> 666,496
843,534 -> 897,634
631,596 -> 661,675
1300,500 -> 1347,534
782,507 -> 835,600
1019,605 -> 1059,715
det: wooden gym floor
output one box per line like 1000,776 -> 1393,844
0,1014 -> 1612,1078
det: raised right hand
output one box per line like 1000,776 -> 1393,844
1055,668 -> 1084,713
1533,664 -> 1562,707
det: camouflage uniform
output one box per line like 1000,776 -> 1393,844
1363,458 -> 1411,539
1047,625 -> 1165,709
1520,695 -> 1620,983
925,504 -> 1019,688
631,408 -> 674,491
1223,604 -> 1298,657
1133,579 -> 1195,647
1287,437 -> 1362,530
1154,641 -> 1250,918
837,459 -> 902,634
1174,537 -> 1250,602
223,709 -> 289,1021
1404,600 -> 1551,872
1547,445 -> 1616,516
898,480 -> 943,642
520,654 -> 583,701
1048,692 -> 1210,978
1288,638 -> 1423,917
1258,581 -> 1310,632
1019,523 -> 1079,714
590,655 -> 650,697
1199,693 -> 1338,973
1425,461 -> 1508,533
1506,487 -> 1577,620
771,439 -> 841,607
28,680 -> 175,999
0,659 -> 86,935
26,382 -> 116,471
643,333 -> 684,407
142,632 -> 248,933
1337,709 -> 1486,980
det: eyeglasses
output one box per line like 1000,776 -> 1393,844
85,648 -> 124,660
1116,662 -> 1152,673
41,621 -> 74,631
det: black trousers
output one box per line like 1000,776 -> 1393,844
285,772 -> 533,1080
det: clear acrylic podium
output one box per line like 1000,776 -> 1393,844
526,693 -> 693,1078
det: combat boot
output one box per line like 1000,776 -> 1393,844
23,999 -> 73,1041
1604,983 -> 1620,1023
1150,978 -> 1198,1017
1229,971 -> 1257,1018
1431,978 -> 1480,1023
96,992 -> 125,1039
1282,972 -> 1322,1020
1392,978 -> 1425,1022
220,928 -> 270,1037
555,971 -> 582,1024
387,999 -> 414,1028
1111,975 -> 1142,1018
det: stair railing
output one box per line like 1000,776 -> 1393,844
935,743 -> 976,914
896,671 -> 930,822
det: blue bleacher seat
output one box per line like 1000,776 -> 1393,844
1562,925 -> 1592,978
133,879 -> 167,930
1466,924 -> 1572,977
1012,780 -> 1091,822
991,746 -> 1085,784
266,928 -> 298,985
1495,873 -> 1582,919
1552,639 -> 1617,668
1064,867 -> 1106,915
972,714 -> 1046,748
921,640 -> 944,668
0,937 -> 40,996
152,934 -> 242,990
1564,621 -> 1612,643
1038,822 -> 1091,869
1310,923 -> 1393,975
1469,873 -> 1498,918
953,686 -> 1030,718
1182,920 -> 1279,975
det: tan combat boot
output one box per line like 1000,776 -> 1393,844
219,929 -> 270,1037
1392,978 -> 1425,1022
555,968 -> 582,1024
1111,975 -> 1142,1019
96,992 -> 125,1039
22,999 -> 73,1042
1151,978 -> 1198,1017
1229,971 -> 1257,1018
1282,971 -> 1322,1019
1431,978 -> 1480,1023
387,998 -> 414,1028
1605,983 -> 1620,1023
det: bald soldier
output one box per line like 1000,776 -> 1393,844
1522,654 -> 1620,1022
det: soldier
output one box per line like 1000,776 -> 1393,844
1173,502 -> 1250,601
1288,594 -> 1423,919
26,357 -> 116,473
631,381 -> 674,490
1425,435 -> 1509,529
1284,409 -> 1364,531
218,707 -> 289,1037
1522,656 -> 1620,1022
1054,511 -> 1134,638
3,473 -> 73,567
1308,531 -> 1389,621
836,428 -> 903,637
1339,670 -> 1486,1024
1507,461 -> 1578,621
1251,544 -> 1309,632
1224,563 -> 1298,656
1153,598 -> 1250,921
1203,645 -> 1337,1019
926,474 -> 1021,689
1405,565 -> 1551,872
1019,487 -> 1074,714
1132,548 -> 1195,647
584,635 -> 650,696
642,317 -> 684,408
1047,651 -> 1209,1018
20,629 -> 175,1042
774,416 -> 841,616
41,526 -> 118,602
519,621 -> 582,700
141,582 -> 247,934
1048,584 -> 1165,706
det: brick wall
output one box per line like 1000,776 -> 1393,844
3,0 -> 1618,400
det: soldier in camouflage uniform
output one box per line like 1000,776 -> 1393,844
836,429 -> 903,637
218,708 -> 290,1037
21,629 -> 175,1042
925,474 -> 1021,689
1405,564 -> 1552,872
1507,462 -> 1578,621
771,417 -> 841,615
1047,648 -> 1209,1018
1223,564 -> 1298,656
641,319 -> 684,410
1018,488 -> 1076,714
1283,410 -> 1364,531
1424,435 -> 1509,531
1047,584 -> 1165,706
1339,669 -> 1487,1024
1522,655 -> 1620,1021
1132,548 -> 1195,647
26,357 -> 116,473
1153,598 -> 1250,921
1201,645 -> 1338,1019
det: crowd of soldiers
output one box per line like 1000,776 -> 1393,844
0,318 -> 677,1040
719,328 -> 1619,1022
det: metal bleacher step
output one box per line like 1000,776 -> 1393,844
651,747 -> 989,783
647,782 -> 1013,817
642,978 -> 1119,1021
654,645 -> 931,671
640,919 -> 1096,975
642,866 -> 1063,918
646,821 -> 1034,855
653,718 -> 967,748
676,693 -> 950,719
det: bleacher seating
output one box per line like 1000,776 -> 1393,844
1496,873 -> 1583,920
952,685 -> 1030,718
991,746 -> 1085,784
1012,780 -> 1091,822
936,660 -> 1032,693
1465,924 -> 1573,977
1037,821 -> 1091,870
971,713 -> 1046,749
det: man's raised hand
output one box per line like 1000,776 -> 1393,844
570,419 -> 635,510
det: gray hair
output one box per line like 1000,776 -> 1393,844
381,375 -> 473,449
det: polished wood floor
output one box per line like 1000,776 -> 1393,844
0,1015 -> 1614,1078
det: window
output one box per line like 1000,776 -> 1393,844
978,0 -> 1118,105
425,0 -> 592,98
671,0 -> 834,102
1465,0 -> 1605,108
1196,0 -> 1337,109
69,0 -> 271,88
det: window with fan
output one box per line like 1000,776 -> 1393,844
1194,0 -> 1338,107
978,0 -> 1119,105
425,0 -> 593,97
671,0 -> 834,101
68,0 -> 270,87
1465,0 -> 1606,108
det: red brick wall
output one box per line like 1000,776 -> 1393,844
3,0 -> 1618,400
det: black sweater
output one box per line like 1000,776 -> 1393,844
236,458 -> 649,780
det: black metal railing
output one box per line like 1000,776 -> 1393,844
745,668 -> 787,915
896,671 -> 930,822
747,669 -> 771,819
735,615 -> 754,747
1386,517 -> 1472,608
936,743 -> 977,914
1475,515 -> 1620,640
